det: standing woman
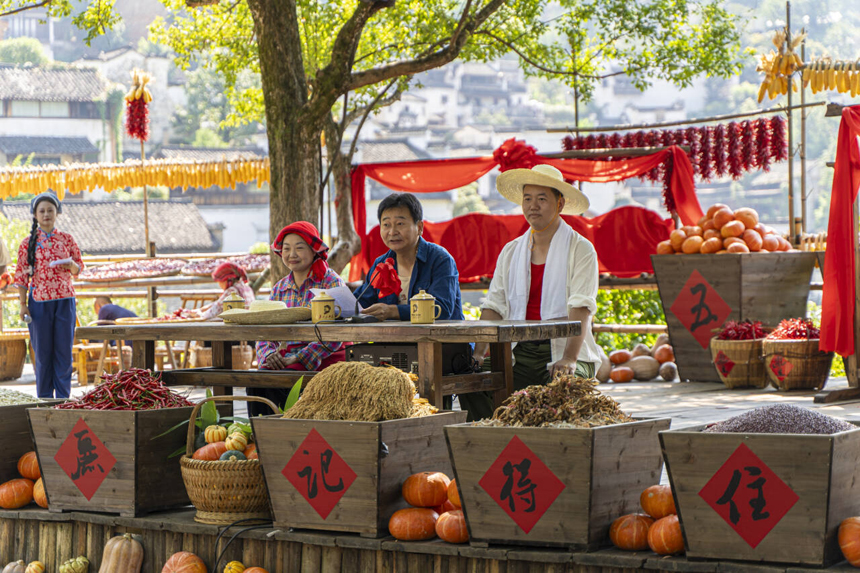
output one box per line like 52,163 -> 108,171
13,192 -> 83,398
195,262 -> 255,320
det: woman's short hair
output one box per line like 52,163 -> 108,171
378,193 -> 423,223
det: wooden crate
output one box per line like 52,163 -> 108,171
28,407 -> 196,517
651,252 -> 816,382
444,418 -> 670,550
661,425 -> 860,567
0,401 -> 61,483
251,411 -> 466,537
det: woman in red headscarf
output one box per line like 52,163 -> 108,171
195,262 -> 255,320
249,222 -> 346,415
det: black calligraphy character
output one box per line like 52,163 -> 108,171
297,449 -> 318,499
320,449 -> 344,493
500,459 -> 537,513
689,283 -> 718,332
70,429 -> 103,481
716,469 -> 742,525
745,466 -> 770,521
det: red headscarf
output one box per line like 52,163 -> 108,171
272,221 -> 330,281
212,262 -> 248,284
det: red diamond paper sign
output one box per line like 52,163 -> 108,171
282,428 -> 356,519
479,436 -> 565,533
699,443 -> 798,548
715,351 -> 736,377
769,355 -> 794,382
670,270 -> 732,349
54,418 -> 116,501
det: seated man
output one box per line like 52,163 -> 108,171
467,164 -> 602,420
93,296 -> 137,348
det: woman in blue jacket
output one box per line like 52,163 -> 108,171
358,193 -> 463,321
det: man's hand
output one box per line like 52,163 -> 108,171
550,357 -> 577,379
265,352 -> 298,370
363,303 -> 399,320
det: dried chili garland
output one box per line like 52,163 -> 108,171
55,368 -> 193,410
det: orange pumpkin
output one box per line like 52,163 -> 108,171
447,479 -> 461,508
706,203 -> 729,219
656,240 -> 674,255
609,350 -> 631,365
433,500 -> 456,515
727,242 -> 750,254
647,515 -> 684,555
436,509 -> 469,544
778,237 -> 792,251
609,513 -> 654,551
742,229 -> 763,252
243,444 -> 258,459
0,478 -> 34,509
640,485 -> 675,519
699,237 -> 722,254
681,236 -> 704,254
17,452 -> 40,481
722,237 -> 744,248
733,207 -> 759,229
161,551 -> 207,573
713,208 -> 735,229
697,215 -> 709,227
702,219 -> 716,232
402,472 -> 450,507
192,442 -> 227,461
702,228 -> 721,241
669,229 -> 687,251
653,345 -> 674,364
839,517 -> 860,566
761,235 -> 780,252
33,478 -> 47,509
680,225 -> 703,238
610,367 -> 635,383
243,569 -> 269,573
720,220 -> 745,238
753,222 -> 769,238
389,508 -> 439,541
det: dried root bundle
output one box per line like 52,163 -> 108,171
478,375 -> 633,428
284,362 -> 415,421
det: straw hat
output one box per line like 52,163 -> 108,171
220,300 -> 311,325
496,164 -> 589,215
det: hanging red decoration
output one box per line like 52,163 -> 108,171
608,133 -> 622,149
124,69 -> 153,142
712,124 -> 728,178
741,120 -> 756,170
754,117 -> 772,171
727,122 -> 743,180
770,116 -> 788,161
699,126 -> 714,181
662,153 -> 676,214
596,133 -> 608,148
685,127 -> 700,176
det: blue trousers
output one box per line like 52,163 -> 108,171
28,296 -> 76,399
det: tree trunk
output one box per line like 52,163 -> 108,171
248,0 -> 322,280
325,116 -> 362,274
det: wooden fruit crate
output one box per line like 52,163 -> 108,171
661,424 -> 860,567
651,252 -> 816,382
444,418 -> 671,550
251,411 -> 466,537
0,401 -> 61,483
28,406 -> 197,517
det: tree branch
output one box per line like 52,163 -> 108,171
343,81 -> 404,126
0,0 -> 51,17
475,30 -> 598,79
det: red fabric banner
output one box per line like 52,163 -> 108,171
349,139 -> 702,280
821,106 -> 860,356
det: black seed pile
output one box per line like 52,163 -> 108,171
703,404 -> 856,435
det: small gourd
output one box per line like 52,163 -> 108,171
24,563 -> 43,573
225,432 -> 248,451
227,423 -> 252,439
2,562 -> 26,573
223,562 -> 245,573
219,450 -> 247,462
98,533 -> 144,573
59,556 -> 89,573
204,425 -> 228,444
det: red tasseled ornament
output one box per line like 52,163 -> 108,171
607,133 -> 622,149
770,116 -> 788,161
727,122 -> 743,180
741,120 -> 756,170
699,126 -> 714,181
662,154 -> 676,213
685,127 -> 700,176
712,124 -> 728,178
562,135 -> 576,151
125,98 -> 149,141
755,118 -> 772,172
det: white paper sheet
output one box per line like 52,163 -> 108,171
310,286 -> 362,318
48,257 -> 73,268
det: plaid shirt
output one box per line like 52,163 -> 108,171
255,268 -> 345,370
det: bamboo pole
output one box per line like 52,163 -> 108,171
800,38 -> 808,235
542,145 -> 690,159
786,3 -> 795,244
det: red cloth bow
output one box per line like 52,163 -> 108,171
493,138 -> 539,172
370,258 -> 402,299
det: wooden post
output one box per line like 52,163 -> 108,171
786,3 -> 794,244
417,341 -> 443,410
800,38 -> 808,234
146,242 -> 157,318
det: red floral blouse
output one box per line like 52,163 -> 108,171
13,229 -> 84,301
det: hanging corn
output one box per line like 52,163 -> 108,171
125,69 -> 153,141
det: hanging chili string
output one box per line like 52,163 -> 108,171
741,120 -> 756,170
754,117 -> 772,171
770,116 -> 788,162
727,122 -> 743,180
699,126 -> 714,181
662,153 -> 676,213
712,124 -> 728,178
685,127 -> 700,176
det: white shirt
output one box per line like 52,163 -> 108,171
482,226 -> 602,366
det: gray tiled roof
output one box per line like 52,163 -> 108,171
0,136 -> 99,156
0,200 -> 217,254
358,140 -> 431,163
0,65 -> 110,102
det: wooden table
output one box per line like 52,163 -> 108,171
74,320 -> 580,409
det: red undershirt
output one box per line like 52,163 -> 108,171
526,263 -> 544,320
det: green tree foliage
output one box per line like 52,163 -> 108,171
594,290 -> 665,351
0,37 -> 49,65
453,183 -> 490,218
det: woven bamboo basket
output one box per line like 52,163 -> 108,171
0,331 -> 29,381
762,338 -> 833,391
180,395 -> 278,525
709,337 -> 768,389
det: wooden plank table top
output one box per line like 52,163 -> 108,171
75,319 -> 581,344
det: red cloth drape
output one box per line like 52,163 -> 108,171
821,106 -> 860,356
349,139 -> 702,280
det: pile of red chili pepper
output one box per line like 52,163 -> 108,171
766,318 -> 820,340
717,320 -> 766,340
54,368 -> 193,410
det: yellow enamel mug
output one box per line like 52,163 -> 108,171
410,290 -> 442,324
311,292 -> 342,323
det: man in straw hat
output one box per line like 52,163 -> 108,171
465,164 -> 602,420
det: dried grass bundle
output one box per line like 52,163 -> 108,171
410,397 -> 439,418
477,375 -> 633,428
284,362 -> 415,421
